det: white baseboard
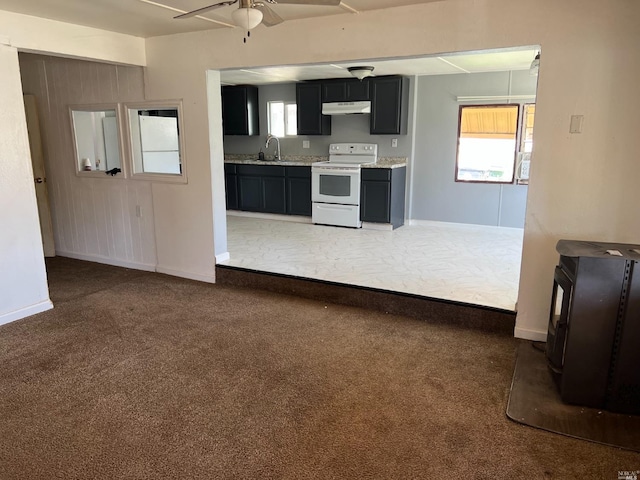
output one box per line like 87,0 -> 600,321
0,299 -> 53,326
227,210 -> 312,224
514,326 -> 547,342
407,219 -> 524,232
156,265 -> 216,284
362,222 -> 393,231
215,252 -> 230,263
57,251 -> 156,272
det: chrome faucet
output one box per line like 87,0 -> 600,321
265,134 -> 281,161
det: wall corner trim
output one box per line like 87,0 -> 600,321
215,252 -> 231,264
0,299 -> 53,327
514,326 -> 547,342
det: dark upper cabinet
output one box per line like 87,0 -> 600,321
322,79 -> 370,103
296,82 -> 331,136
370,76 -> 406,135
222,85 -> 259,136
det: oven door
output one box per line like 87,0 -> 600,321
312,165 -> 361,205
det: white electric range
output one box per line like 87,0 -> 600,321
311,143 -> 378,228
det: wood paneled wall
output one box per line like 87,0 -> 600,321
19,54 -> 157,270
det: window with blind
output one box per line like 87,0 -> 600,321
455,104 -> 520,183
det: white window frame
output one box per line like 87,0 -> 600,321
455,103 -> 520,185
122,100 -> 187,184
267,101 -> 297,138
69,103 -> 126,179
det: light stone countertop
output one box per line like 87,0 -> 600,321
224,154 -> 407,169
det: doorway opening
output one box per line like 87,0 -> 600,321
215,46 -> 540,312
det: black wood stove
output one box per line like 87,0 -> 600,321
546,240 -> 640,414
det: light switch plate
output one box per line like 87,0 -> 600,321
303,140 -> 310,149
570,115 -> 584,134
391,138 -> 398,148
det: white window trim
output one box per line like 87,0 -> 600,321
69,103 -> 127,179
267,101 -> 297,138
122,100 -> 187,184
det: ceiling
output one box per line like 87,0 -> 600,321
0,0 -> 538,83
0,0 -> 446,38
220,48 -> 540,85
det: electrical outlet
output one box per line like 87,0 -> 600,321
391,138 -> 398,148
303,140 -> 310,149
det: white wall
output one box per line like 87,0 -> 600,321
143,0 -> 640,340
19,54 -> 157,271
0,43 -> 52,325
0,10 -> 145,66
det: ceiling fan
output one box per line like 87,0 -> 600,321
174,0 -> 342,30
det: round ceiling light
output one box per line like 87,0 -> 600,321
231,7 -> 263,30
348,66 -> 375,81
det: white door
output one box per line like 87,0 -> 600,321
23,94 -> 55,257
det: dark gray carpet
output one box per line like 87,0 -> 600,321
0,257 -> 637,479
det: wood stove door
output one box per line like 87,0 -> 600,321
546,266 -> 573,372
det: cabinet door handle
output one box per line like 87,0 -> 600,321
35,177 -> 45,184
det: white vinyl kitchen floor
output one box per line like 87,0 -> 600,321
220,215 -> 524,311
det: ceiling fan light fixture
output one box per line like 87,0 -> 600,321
529,52 -> 540,76
348,66 -> 374,81
231,7 -> 263,30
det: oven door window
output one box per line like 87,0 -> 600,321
319,174 -> 352,197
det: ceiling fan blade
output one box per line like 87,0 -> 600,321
266,0 -> 341,5
254,4 -> 284,26
174,0 -> 238,19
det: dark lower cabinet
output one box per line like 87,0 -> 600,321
360,167 -> 406,229
237,165 -> 286,214
227,163 -> 405,226
361,180 -> 391,223
225,164 -> 238,210
238,176 -> 263,211
227,163 -> 310,216
263,177 -> 286,213
286,166 -> 312,216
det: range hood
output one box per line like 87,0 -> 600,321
322,101 -> 371,115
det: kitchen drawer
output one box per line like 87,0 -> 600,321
361,168 -> 391,181
285,166 -> 311,178
237,165 -> 285,177
224,163 -> 237,175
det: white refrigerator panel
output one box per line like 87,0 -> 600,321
139,116 -> 179,152
142,151 -> 181,174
